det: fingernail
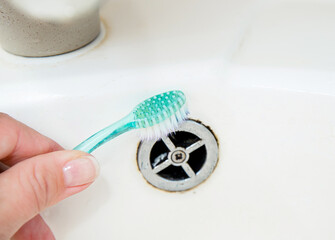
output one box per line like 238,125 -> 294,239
63,156 -> 100,187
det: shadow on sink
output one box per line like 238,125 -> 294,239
42,177 -> 111,239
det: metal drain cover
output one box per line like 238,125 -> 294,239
137,120 -> 219,192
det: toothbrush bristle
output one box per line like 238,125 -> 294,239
133,90 -> 189,141
138,104 -> 189,141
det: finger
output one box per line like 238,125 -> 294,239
0,113 -> 62,166
0,150 -> 99,240
11,215 -> 55,240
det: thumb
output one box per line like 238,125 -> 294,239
0,150 -> 99,239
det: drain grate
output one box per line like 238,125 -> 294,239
137,120 -> 219,192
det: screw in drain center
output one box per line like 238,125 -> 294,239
170,148 -> 189,165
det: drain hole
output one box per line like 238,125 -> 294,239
157,165 -> 189,181
169,131 -> 200,148
137,120 -> 219,191
150,140 -> 170,169
188,145 -> 207,174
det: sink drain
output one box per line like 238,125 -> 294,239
137,120 -> 219,192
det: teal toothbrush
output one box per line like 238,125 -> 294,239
74,90 -> 189,153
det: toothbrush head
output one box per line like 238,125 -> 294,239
132,90 -> 189,140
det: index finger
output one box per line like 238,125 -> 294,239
0,113 -> 63,167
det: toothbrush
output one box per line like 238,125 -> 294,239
74,90 -> 189,153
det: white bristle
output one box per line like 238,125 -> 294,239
162,110 -> 173,132
180,105 -> 188,119
161,119 -> 168,135
172,114 -> 179,129
175,109 -> 183,122
137,104 -> 189,141
148,127 -> 154,141
153,124 -> 160,139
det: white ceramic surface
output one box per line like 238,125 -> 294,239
1,0 -> 335,239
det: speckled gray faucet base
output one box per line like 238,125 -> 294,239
0,1 -> 101,57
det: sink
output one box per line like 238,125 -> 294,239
1,0 -> 335,239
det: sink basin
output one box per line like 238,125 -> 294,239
1,0 -> 335,239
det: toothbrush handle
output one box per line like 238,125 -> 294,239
74,115 -> 135,153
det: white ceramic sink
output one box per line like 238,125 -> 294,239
1,0 -> 335,239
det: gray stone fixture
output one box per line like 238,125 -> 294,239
0,0 -> 100,57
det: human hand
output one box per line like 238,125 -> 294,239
0,114 -> 99,240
